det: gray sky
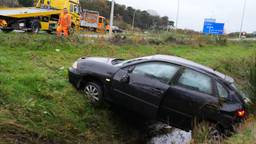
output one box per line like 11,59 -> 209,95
115,0 -> 255,33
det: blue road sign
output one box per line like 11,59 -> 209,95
203,19 -> 224,35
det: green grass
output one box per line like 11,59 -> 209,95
224,117 -> 256,144
0,33 -> 255,143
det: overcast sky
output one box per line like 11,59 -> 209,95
114,0 -> 255,33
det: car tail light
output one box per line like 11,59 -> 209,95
237,109 -> 246,118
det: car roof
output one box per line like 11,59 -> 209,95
144,55 -> 234,83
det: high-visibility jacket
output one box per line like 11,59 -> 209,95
58,12 -> 71,27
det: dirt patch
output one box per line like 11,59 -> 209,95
0,121 -> 60,144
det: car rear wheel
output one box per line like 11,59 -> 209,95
208,124 -> 222,142
83,82 -> 103,105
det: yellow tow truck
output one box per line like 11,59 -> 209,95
0,0 -> 80,33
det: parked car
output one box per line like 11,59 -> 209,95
68,55 -> 248,132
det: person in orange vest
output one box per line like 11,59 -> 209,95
56,8 -> 71,37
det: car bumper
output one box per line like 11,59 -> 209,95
68,67 -> 82,89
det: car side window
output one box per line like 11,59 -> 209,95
177,69 -> 212,94
132,62 -> 180,83
217,82 -> 229,99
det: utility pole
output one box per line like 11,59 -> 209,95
239,0 -> 247,39
175,0 -> 180,29
132,10 -> 136,31
109,0 -> 115,37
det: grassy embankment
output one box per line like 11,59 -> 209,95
0,32 -> 255,144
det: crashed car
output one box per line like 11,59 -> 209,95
68,55 -> 248,132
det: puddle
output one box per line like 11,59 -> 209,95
148,123 -> 192,144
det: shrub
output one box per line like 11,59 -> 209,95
164,34 -> 228,47
165,35 -> 176,43
109,34 -> 132,45
214,36 -> 228,46
148,38 -> 164,45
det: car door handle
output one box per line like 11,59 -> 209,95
151,88 -> 164,95
207,105 -> 218,109
206,104 -> 221,113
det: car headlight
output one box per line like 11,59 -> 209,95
72,61 -> 78,69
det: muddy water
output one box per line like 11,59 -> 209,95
148,124 -> 192,144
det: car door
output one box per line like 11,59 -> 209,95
160,68 -> 219,130
111,61 -> 180,119
215,81 -> 242,128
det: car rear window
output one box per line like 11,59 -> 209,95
217,82 -> 229,99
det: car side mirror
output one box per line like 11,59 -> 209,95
120,73 -> 130,83
127,66 -> 135,73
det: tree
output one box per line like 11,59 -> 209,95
0,0 -> 19,7
76,0 -> 173,30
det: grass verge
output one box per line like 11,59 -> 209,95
0,33 -> 255,143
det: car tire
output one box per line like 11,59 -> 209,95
83,82 -> 103,106
207,124 -> 223,143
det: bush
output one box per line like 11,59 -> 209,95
165,35 -> 176,43
148,38 -> 164,45
164,34 -> 228,47
214,36 -> 228,46
109,34 -> 132,45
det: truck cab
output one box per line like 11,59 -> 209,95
80,9 -> 107,32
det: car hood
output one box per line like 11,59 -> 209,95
80,57 -> 115,65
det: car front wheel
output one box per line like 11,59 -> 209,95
83,82 -> 103,105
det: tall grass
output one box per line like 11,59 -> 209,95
192,121 -> 223,144
217,53 -> 256,111
248,55 -> 256,105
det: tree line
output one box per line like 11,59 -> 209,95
1,0 -> 174,30
80,0 -> 174,30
